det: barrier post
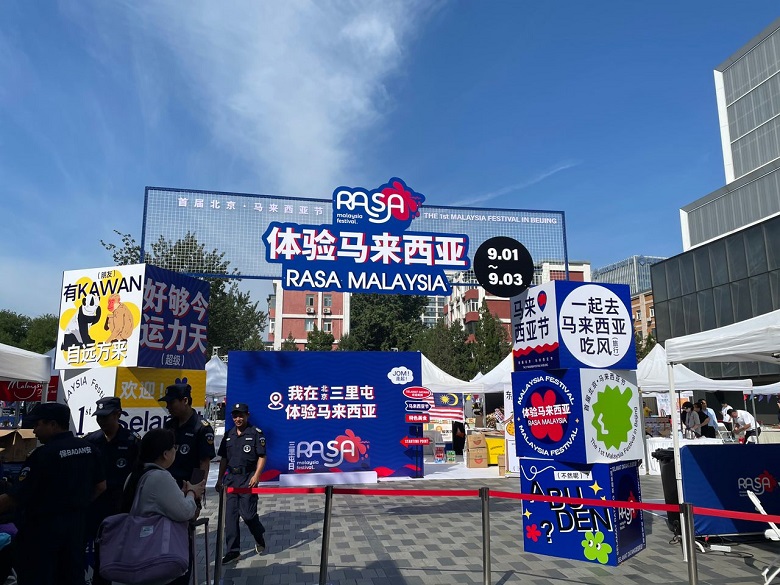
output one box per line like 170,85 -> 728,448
680,502 -> 699,585
213,488 -> 226,585
480,487 -> 491,585
319,485 -> 334,585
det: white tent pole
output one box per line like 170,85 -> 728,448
751,391 -> 759,444
668,362 -> 688,561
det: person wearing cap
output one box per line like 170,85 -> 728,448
0,402 -> 106,585
84,396 -> 140,582
159,378 -> 216,487
216,402 -> 267,563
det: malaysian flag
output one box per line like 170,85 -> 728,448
423,393 -> 465,422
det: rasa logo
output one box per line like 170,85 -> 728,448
295,429 -> 368,469
738,470 -> 777,496
333,177 -> 425,232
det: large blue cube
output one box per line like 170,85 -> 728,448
520,458 -> 645,566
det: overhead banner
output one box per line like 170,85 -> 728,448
142,184 -> 568,291
55,264 -> 210,370
0,377 -> 58,402
520,458 -> 645,566
226,351 -> 426,481
510,282 -> 636,372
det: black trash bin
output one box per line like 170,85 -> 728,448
652,448 -> 681,535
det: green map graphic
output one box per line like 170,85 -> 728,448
591,385 -> 633,449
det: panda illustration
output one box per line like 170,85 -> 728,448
61,293 -> 102,349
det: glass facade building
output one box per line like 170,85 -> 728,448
592,255 -> 666,296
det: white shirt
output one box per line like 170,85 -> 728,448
732,410 -> 756,433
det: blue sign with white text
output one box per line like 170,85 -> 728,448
226,351 -> 425,481
262,178 -> 470,296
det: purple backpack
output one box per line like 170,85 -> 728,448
97,470 -> 189,584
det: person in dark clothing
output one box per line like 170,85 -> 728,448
692,402 -> 717,438
0,402 -> 106,585
217,403 -> 267,564
159,378 -> 216,487
84,396 -> 140,584
451,421 -> 466,455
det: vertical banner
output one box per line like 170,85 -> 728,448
59,368 -> 118,435
502,386 -> 520,475
226,351 -> 425,481
520,459 -> 645,565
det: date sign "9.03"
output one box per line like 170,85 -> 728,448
473,236 -> 534,298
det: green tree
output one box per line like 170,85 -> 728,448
636,332 -> 657,362
101,231 -> 267,353
306,325 -> 335,351
0,310 -> 29,347
471,301 -> 511,375
24,314 -> 58,353
411,318 -> 475,380
343,294 -> 427,351
280,332 -> 299,351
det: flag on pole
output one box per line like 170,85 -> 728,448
423,393 -> 464,422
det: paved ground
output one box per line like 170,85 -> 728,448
191,468 -> 780,585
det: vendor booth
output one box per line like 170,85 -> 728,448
664,309 -> 780,535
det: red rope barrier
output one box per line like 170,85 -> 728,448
227,485 -> 780,524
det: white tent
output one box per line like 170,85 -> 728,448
666,308 -> 780,365
0,343 -> 51,383
475,353 -> 514,394
638,345 -> 752,394
205,355 -> 228,398
420,354 -> 484,394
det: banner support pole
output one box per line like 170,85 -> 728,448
480,487 -> 491,585
681,502 -> 699,585
319,485 -> 334,585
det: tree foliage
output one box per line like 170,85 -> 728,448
636,332 -> 657,362
280,332 -> 299,351
341,294 -> 427,351
470,301 -> 511,376
0,310 -> 58,353
306,325 -> 335,351
101,231 -> 266,353
411,318 -> 475,380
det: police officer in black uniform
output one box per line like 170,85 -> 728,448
216,403 -> 267,564
0,402 -> 106,585
159,378 -> 215,487
84,396 -> 140,583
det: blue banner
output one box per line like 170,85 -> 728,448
681,444 -> 780,535
137,265 -> 210,370
226,351 -> 425,481
520,458 -> 644,566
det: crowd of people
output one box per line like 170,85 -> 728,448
0,378 -> 268,585
678,398 -> 763,442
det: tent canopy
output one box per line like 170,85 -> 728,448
420,355 -> 484,394
474,353 -> 514,394
0,343 -> 51,383
205,355 -> 228,398
665,308 -> 780,365
638,345 -> 752,394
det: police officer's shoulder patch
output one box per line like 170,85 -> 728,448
259,437 -> 266,446
18,466 -> 30,482
206,433 -> 214,445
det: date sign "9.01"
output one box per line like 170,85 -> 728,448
473,236 -> 535,298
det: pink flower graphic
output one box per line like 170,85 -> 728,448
526,524 -> 542,542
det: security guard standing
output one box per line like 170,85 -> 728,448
0,402 -> 106,585
159,377 -> 216,487
216,403 -> 267,564
84,397 -> 140,584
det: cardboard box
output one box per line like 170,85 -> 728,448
497,454 -> 506,466
466,447 -> 489,468
0,429 -> 37,462
466,432 -> 486,449
498,463 -> 506,476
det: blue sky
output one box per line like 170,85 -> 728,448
1,2 -> 778,318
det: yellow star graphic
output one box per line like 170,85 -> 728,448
523,509 -> 532,519
601,496 -> 607,500
590,481 -> 603,495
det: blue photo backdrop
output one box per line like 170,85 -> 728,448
226,351 -> 425,481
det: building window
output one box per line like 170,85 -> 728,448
269,321 -> 275,333
323,294 -> 332,307
649,308 -> 655,318
305,319 -> 314,332
323,320 -> 332,333
467,299 -> 480,312
306,295 -> 315,307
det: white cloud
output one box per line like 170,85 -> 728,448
65,1 -> 437,197
452,160 -> 582,206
